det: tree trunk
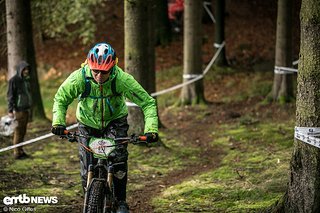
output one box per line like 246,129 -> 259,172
124,0 -> 149,134
6,0 -> 46,120
271,0 -> 294,103
147,0 -> 163,129
213,0 -> 227,66
180,0 -> 205,105
147,0 -> 156,94
6,0 -> 25,79
279,0 -> 320,212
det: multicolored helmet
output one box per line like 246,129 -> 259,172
87,43 -> 117,72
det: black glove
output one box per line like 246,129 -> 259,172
145,132 -> 158,143
51,125 -> 66,136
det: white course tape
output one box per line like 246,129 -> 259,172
294,127 -> 320,149
151,42 -> 225,97
183,74 -> 203,79
214,43 -> 224,48
0,123 -> 78,153
203,1 -> 215,23
274,66 -> 298,74
292,60 -> 299,66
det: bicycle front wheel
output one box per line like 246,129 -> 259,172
86,181 -> 106,213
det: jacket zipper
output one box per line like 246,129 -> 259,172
100,85 -> 104,129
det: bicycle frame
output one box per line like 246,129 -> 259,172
59,131 -> 147,213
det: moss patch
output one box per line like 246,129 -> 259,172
152,120 -> 293,212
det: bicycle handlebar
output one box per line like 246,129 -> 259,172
61,130 -> 148,144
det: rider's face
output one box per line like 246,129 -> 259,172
91,69 -> 111,84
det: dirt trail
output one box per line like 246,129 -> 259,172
127,102 -> 238,212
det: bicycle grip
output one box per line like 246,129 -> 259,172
139,135 -> 147,141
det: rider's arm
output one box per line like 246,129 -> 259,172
52,69 -> 84,127
119,73 -> 158,134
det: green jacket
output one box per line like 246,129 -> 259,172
52,64 -> 158,133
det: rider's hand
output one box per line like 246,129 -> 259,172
145,132 -> 158,143
51,125 -> 66,136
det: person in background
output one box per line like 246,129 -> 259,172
51,42 -> 158,213
7,61 -> 32,159
168,0 -> 184,33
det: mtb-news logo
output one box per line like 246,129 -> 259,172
2,194 -> 58,211
3,194 -> 58,205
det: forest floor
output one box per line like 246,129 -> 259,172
0,0 -> 300,212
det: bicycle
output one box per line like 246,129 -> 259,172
60,130 -> 147,213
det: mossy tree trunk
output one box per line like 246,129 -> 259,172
275,0 -> 320,212
125,0 -> 150,134
271,0 -> 294,103
213,0 -> 227,66
6,0 -> 46,120
179,0 -> 205,105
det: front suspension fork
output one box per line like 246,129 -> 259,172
107,165 -> 114,190
87,164 -> 94,188
83,164 -> 94,213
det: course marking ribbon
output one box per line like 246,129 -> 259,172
0,124 -> 78,153
294,127 -> 320,149
274,66 -> 298,74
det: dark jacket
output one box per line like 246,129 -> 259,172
7,61 -> 32,113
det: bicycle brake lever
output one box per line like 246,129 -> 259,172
68,138 -> 77,143
59,135 -> 67,139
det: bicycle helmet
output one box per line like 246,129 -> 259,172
87,42 -> 117,72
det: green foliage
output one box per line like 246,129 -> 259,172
31,0 -> 103,44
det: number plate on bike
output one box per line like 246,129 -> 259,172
88,137 -> 116,159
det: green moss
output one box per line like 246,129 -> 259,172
154,178 -> 283,212
153,120 -> 293,212
128,134 -> 200,177
203,166 -> 237,180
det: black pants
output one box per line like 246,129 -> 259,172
78,116 -> 129,201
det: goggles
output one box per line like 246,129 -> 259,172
92,68 -> 113,75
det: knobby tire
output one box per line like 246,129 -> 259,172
86,181 -> 105,213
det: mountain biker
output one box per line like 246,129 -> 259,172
7,61 -> 32,159
51,42 -> 158,213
